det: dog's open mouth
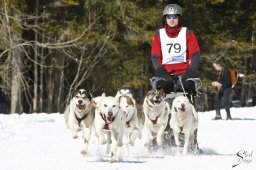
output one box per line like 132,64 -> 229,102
106,115 -> 115,122
178,104 -> 186,112
151,99 -> 161,106
76,104 -> 86,112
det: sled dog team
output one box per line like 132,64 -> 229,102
64,88 -> 198,163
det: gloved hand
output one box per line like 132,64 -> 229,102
156,79 -> 166,90
155,79 -> 174,93
182,69 -> 198,80
184,79 -> 196,94
155,67 -> 173,81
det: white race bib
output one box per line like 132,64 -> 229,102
160,27 -> 187,64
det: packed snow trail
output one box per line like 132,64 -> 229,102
0,107 -> 256,170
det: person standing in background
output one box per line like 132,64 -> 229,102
212,62 -> 232,120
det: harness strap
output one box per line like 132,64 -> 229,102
147,115 -> 159,125
75,113 -> 88,126
126,120 -> 131,128
146,100 -> 154,108
178,76 -> 187,97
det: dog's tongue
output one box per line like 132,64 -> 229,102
107,116 -> 113,122
180,104 -> 185,112
180,107 -> 185,112
153,100 -> 161,106
77,104 -> 85,111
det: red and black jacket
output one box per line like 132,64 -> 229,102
151,25 -> 200,78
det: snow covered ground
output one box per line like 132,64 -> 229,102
0,107 -> 256,170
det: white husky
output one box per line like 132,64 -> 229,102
169,95 -> 198,155
93,93 -> 126,163
143,89 -> 170,148
64,89 -> 95,155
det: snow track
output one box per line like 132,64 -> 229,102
0,107 -> 256,170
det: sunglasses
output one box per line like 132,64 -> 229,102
166,15 -> 178,19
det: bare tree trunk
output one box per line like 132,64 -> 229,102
56,54 -> 64,112
1,1 -> 111,113
46,58 -> 54,113
39,3 -> 46,113
10,40 -> 23,113
33,57 -> 38,112
39,52 -> 44,112
3,1 -> 23,114
10,54 -> 19,113
33,0 -> 39,113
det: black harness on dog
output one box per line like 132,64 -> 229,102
147,115 -> 159,125
126,120 -> 131,127
75,113 -> 88,127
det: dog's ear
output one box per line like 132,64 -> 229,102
84,89 -> 92,101
89,92 -> 93,101
115,90 -> 122,98
125,89 -> 135,98
116,90 -> 124,101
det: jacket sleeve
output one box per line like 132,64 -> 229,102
182,30 -> 200,79
151,31 -> 162,70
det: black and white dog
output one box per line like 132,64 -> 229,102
143,89 -> 170,148
64,89 -> 95,155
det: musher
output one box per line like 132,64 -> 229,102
150,4 -> 201,153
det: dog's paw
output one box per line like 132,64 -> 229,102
72,134 -> 78,139
109,152 -> 117,163
101,140 -> 107,145
100,137 -> 107,145
118,140 -> 123,147
80,150 -> 88,155
129,141 -> 134,147
109,159 -> 116,163
144,143 -> 150,147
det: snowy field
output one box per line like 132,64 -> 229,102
0,107 -> 256,170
